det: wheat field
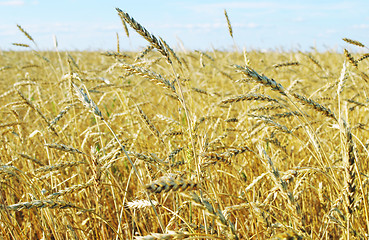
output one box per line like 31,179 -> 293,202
1,8 -> 369,240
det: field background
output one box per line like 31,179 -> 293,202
1,9 -> 369,240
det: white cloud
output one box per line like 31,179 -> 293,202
353,24 -> 369,29
185,1 -> 364,12
0,24 -> 17,36
294,17 -> 304,22
157,22 -> 259,30
186,2 -> 279,11
0,0 -> 24,6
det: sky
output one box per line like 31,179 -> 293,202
0,0 -> 368,52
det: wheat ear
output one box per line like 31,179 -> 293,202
342,38 -> 365,48
3,199 -> 77,211
224,9 -> 233,38
220,93 -> 279,104
134,231 -> 189,240
12,43 -> 30,48
291,92 -> 336,120
233,64 -> 286,95
145,174 -> 197,193
343,49 -> 358,68
116,8 -> 171,63
16,24 -> 35,44
119,62 -> 176,92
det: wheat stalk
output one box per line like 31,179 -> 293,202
136,105 -> 162,141
182,192 -> 238,239
17,90 -> 59,135
72,81 -> 165,232
46,178 -> 94,199
343,122 -> 356,216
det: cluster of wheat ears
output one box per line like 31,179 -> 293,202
1,8 -> 369,240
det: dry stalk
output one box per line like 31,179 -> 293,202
72,82 -> 165,232
182,192 -> 238,239
343,122 -> 356,216
46,178 -> 94,199
136,106 -> 162,141
259,147 -> 303,230
17,90 -> 59,135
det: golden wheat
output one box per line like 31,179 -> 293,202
1,9 -> 369,240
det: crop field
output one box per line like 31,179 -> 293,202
1,8 -> 369,240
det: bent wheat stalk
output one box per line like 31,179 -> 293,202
72,82 -> 165,232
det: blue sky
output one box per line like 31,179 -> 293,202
0,0 -> 368,51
